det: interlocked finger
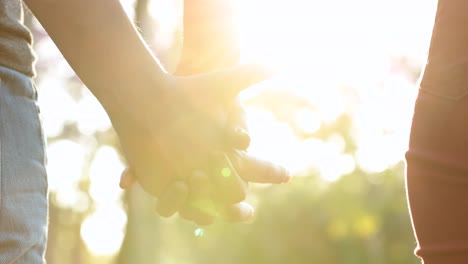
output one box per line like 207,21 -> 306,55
154,180 -> 189,217
209,152 -> 248,204
178,170 -> 216,226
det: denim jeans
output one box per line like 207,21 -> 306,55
406,81 -> 468,263
0,66 -> 48,263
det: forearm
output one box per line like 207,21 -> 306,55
24,0 -> 167,118
178,0 -> 247,139
176,0 -> 240,74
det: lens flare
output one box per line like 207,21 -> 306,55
221,167 -> 232,178
194,228 -> 205,237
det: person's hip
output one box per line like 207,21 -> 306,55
0,65 -> 48,264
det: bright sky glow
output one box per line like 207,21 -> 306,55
38,78 -> 78,137
293,109 -> 321,134
88,146 -> 126,206
148,0 -> 182,50
76,90 -> 113,135
80,205 -> 127,256
236,0 -> 437,177
47,140 -> 86,207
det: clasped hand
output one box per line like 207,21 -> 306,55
113,63 -> 290,225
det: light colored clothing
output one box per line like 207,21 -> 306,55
0,0 -> 35,77
0,65 -> 47,264
0,1 -> 47,263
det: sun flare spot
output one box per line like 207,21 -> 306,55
194,228 -> 205,237
221,167 -> 232,178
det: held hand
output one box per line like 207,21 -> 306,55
174,150 -> 291,225
113,63 -> 275,202
120,151 -> 290,225
118,99 -> 251,223
119,94 -> 291,225
171,100 -> 290,225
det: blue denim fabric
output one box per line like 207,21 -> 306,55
0,65 -> 48,263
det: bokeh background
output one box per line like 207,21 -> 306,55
24,0 -> 438,263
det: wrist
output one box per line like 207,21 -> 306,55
103,70 -> 173,133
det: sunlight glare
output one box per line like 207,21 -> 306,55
317,141 -> 354,182
293,109 -> 321,134
76,90 -> 113,135
119,0 -> 136,19
246,108 -> 300,171
81,205 -> 127,256
235,0 -> 436,178
47,140 -> 87,208
38,79 -> 78,137
89,146 -> 126,206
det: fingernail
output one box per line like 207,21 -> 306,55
119,176 -> 131,189
239,202 -> 254,220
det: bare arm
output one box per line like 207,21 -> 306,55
25,0 -> 278,200
176,0 -> 240,74
24,0 -> 167,118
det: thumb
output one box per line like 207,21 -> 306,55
119,168 -> 137,190
196,63 -> 277,100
